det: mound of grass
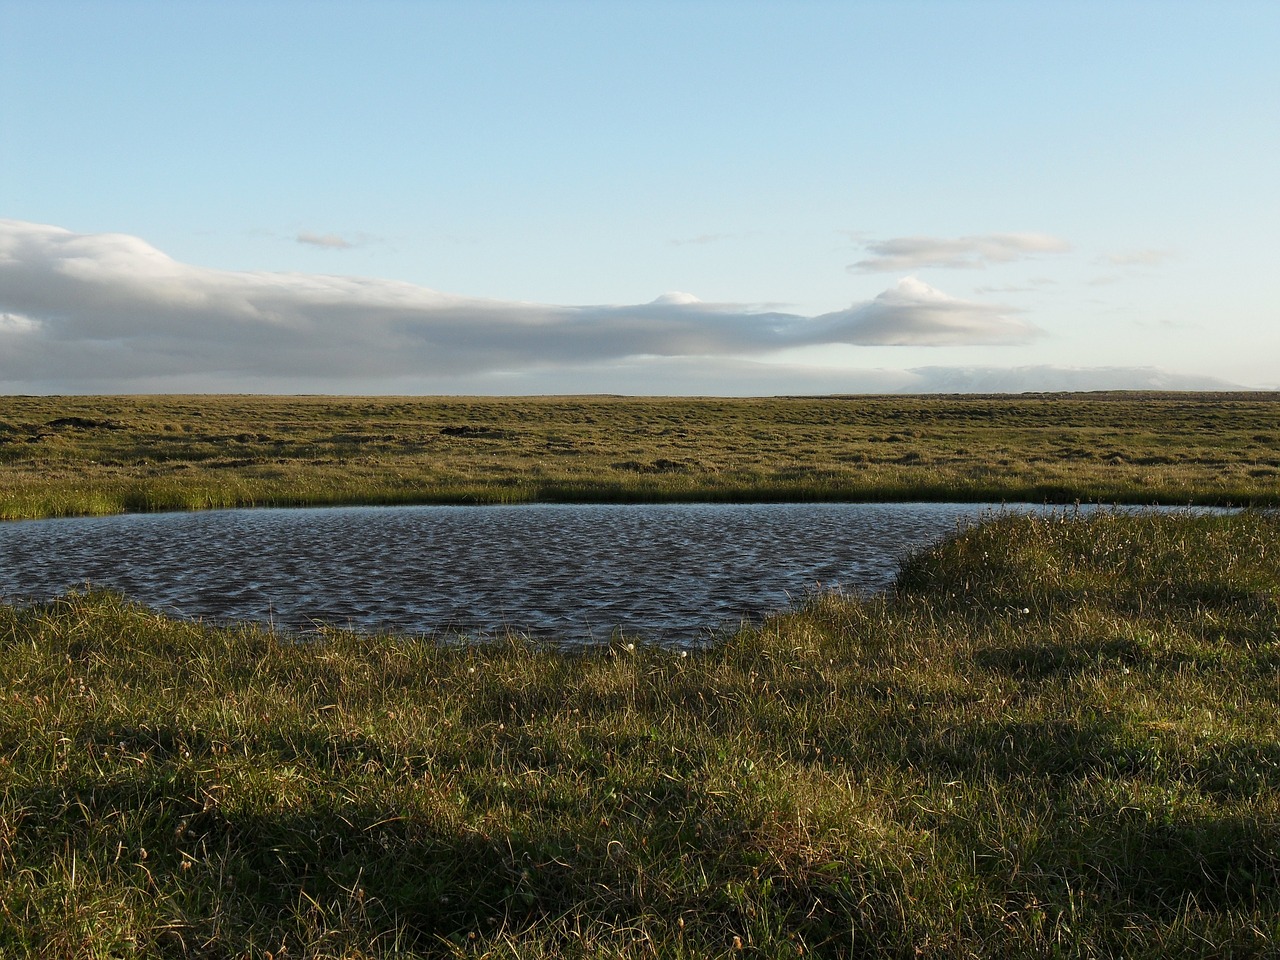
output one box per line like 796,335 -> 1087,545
2,511 -> 1279,956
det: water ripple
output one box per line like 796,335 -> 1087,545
0,502 -> 1105,645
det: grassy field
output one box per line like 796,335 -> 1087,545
2,509 -> 1279,957
1,393 -> 1278,518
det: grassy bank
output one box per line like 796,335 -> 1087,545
2,510 -> 1279,957
2,393 -> 1279,518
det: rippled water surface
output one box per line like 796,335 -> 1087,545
0,502 -> 1090,644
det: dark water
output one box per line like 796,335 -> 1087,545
0,502 -> 1147,645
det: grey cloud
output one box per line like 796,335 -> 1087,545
0,220 -> 1039,390
1,356 -> 1241,397
849,233 -> 1070,272
809,278 -> 1040,346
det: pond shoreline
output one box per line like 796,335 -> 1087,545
6,501 -> 1104,644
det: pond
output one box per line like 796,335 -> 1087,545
0,502 -> 1166,646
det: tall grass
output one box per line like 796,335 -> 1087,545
2,510 -> 1279,956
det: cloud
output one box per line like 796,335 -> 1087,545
0,220 -> 1039,390
849,233 -> 1070,272
668,233 -> 729,246
973,276 -> 1060,295
904,365 -> 1246,393
441,357 -> 925,398
810,278 -> 1040,346
1099,249 -> 1175,268
1,312 -> 40,333
297,231 -> 355,249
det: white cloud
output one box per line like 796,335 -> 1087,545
973,278 -> 1057,294
849,233 -> 1070,272
1099,249 -> 1175,268
667,233 -> 729,246
296,231 -> 355,249
904,365 -> 1246,393
0,312 -> 41,333
0,220 -> 1040,390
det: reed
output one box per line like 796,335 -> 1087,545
2,510 -> 1278,957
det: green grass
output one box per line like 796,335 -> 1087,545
3,510 -> 1279,957
2,393 -> 1279,518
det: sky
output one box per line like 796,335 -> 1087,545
1,0 -> 1277,395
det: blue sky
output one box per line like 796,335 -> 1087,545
2,0 -> 1276,394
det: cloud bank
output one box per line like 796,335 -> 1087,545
850,233 -> 1070,272
435,361 -> 1245,398
0,220 -> 1039,390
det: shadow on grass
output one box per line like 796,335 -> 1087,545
973,637 -> 1159,679
7,724 -> 890,955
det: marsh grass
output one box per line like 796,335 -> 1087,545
2,510 -> 1279,956
2,393 -> 1278,519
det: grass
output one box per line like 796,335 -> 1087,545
2,509 -> 1279,957
2,393 -> 1279,518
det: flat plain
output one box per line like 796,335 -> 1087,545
3,393 -> 1280,957
1,392 -> 1278,518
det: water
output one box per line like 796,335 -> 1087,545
0,502 -> 1147,645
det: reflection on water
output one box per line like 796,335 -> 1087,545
0,502 -> 1137,645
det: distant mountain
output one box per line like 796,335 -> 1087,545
900,365 -> 1251,394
